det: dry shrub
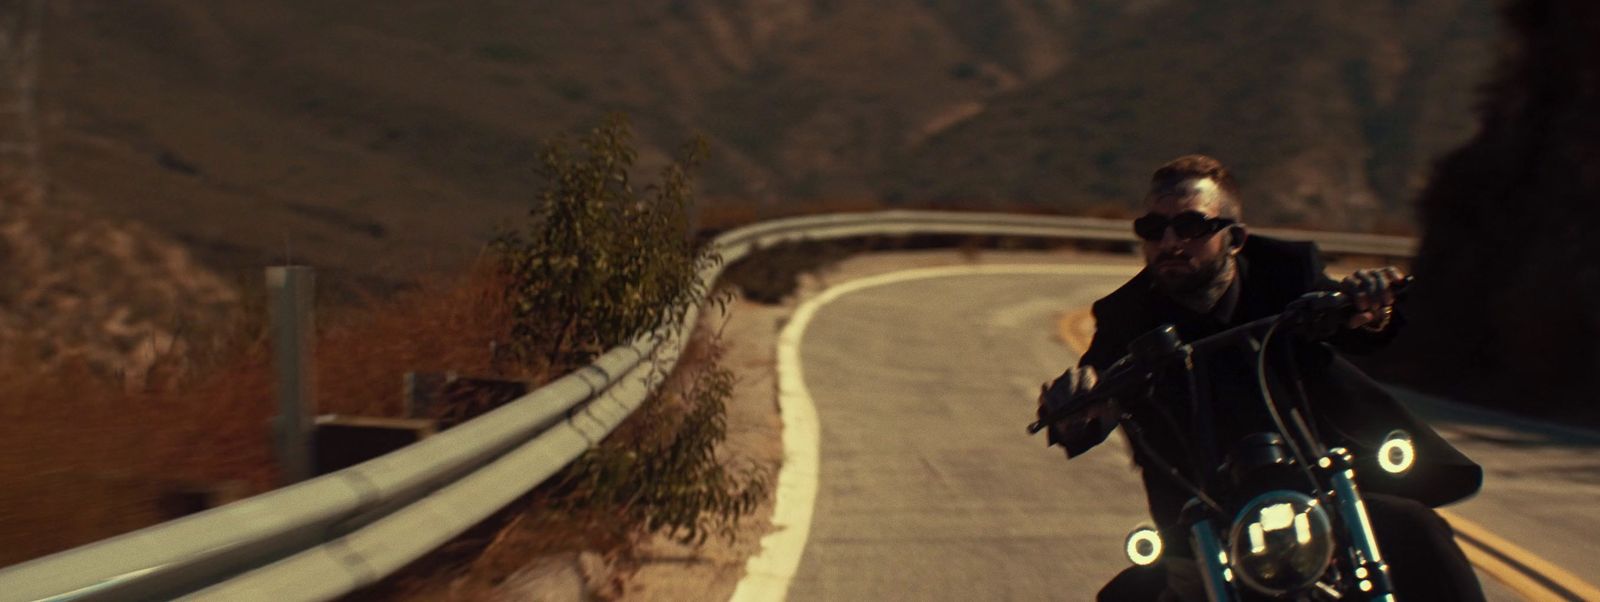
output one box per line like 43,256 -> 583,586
0,298 -> 282,565
721,239 -> 861,304
0,255 -> 523,567
316,258 -> 523,419
0,356 -> 169,566
696,198 -> 764,235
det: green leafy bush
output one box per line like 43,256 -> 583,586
493,113 -> 724,373
489,114 -> 760,546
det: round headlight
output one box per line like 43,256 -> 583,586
1227,491 -> 1336,596
1378,429 -> 1415,475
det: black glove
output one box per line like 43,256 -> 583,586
1037,366 -> 1103,445
1340,267 -> 1407,331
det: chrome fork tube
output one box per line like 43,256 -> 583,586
1190,520 -> 1236,602
1324,449 -> 1396,601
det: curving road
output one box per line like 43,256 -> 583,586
784,265 -> 1147,600
748,262 -> 1599,601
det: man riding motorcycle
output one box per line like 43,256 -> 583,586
1038,155 -> 1485,601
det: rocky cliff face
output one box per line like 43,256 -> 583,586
1398,0 -> 1600,417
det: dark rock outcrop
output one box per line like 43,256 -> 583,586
1398,0 -> 1600,418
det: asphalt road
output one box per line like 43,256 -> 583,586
776,265 -> 1563,601
1388,386 -> 1600,598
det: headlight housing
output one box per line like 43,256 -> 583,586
1227,491 -> 1335,596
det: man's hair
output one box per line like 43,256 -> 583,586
1148,154 -> 1243,220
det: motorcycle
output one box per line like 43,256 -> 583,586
1030,282 -> 1420,601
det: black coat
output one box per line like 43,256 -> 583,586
1055,235 -> 1482,540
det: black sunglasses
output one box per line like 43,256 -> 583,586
1133,211 -> 1236,242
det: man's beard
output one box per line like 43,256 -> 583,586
1152,252 -> 1236,311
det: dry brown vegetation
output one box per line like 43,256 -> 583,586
0,125 -> 778,580
0,189 -> 986,581
0,255 -> 521,567
316,259 -> 526,418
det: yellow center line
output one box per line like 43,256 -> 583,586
1052,307 -> 1600,602
1439,510 -> 1600,602
1453,537 -> 1567,602
1057,308 -> 1095,353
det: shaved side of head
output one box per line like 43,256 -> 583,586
1148,176 -> 1242,220
1147,155 -> 1244,220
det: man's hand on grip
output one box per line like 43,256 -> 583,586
1036,366 -> 1106,442
1340,266 -> 1405,330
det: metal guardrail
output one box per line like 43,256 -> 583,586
0,210 -> 1416,601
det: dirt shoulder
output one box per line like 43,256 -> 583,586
611,296 -> 788,601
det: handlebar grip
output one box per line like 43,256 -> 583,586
1028,363 -> 1148,434
1341,273 -> 1414,299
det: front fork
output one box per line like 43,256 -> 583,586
1323,448 -> 1397,601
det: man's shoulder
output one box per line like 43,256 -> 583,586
1090,270 -> 1156,329
1239,234 -> 1330,308
1242,234 -> 1326,285
1092,270 -> 1148,309
1080,271 -> 1155,370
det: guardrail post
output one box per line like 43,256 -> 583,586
268,265 -> 316,484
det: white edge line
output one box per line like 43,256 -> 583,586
728,263 -> 1138,602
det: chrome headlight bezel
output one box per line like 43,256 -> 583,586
1226,490 -> 1337,596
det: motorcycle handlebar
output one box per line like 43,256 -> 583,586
1028,276 -> 1413,435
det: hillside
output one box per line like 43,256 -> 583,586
0,182 -> 238,381
42,0 -> 1054,290
9,0 -> 1500,371
886,1 -> 1496,231
36,1 -> 1496,281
